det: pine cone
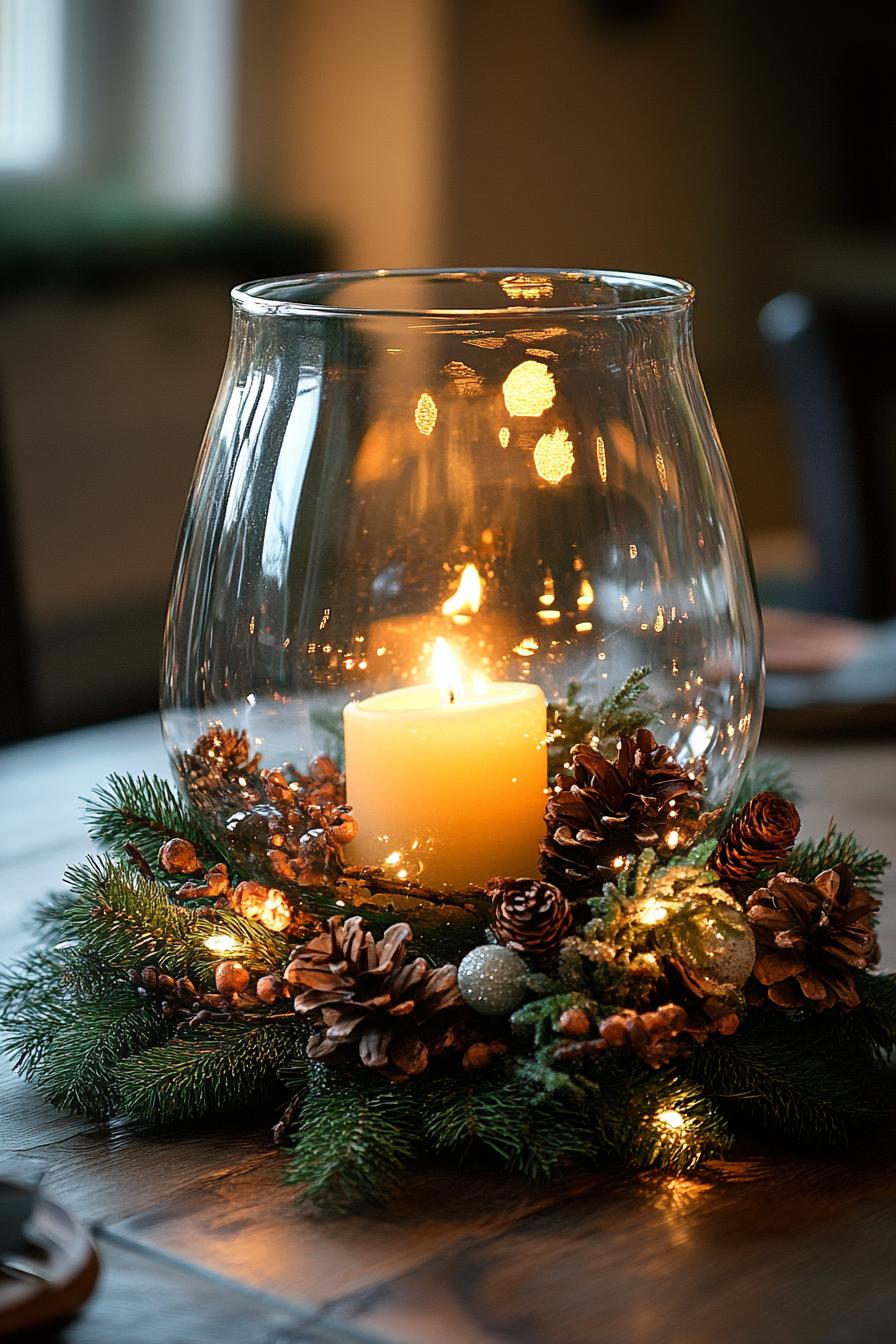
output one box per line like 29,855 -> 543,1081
540,729 -> 703,893
711,792 -> 800,885
487,877 -> 573,962
287,916 -> 464,1079
746,865 -> 880,1010
179,725 -> 262,797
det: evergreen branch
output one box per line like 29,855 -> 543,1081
85,772 -> 224,863
787,826 -> 890,895
597,1063 -> 732,1173
731,758 -> 798,810
113,1020 -> 305,1124
62,856 -> 200,975
4,986 -> 170,1118
594,665 -> 653,744
688,1013 -> 883,1145
283,1067 -> 420,1211
422,1074 -> 597,1181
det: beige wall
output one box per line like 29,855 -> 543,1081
239,0 -> 447,267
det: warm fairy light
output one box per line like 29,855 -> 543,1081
612,856 -> 626,870
654,607 -> 665,633
639,899 -> 668,925
575,621 -> 593,633
498,426 -> 510,447
442,564 -> 483,619
596,434 -> 607,483
657,1108 -> 685,1130
431,637 -> 464,703
514,637 -> 539,656
533,428 -> 575,483
384,850 -> 402,866
577,578 -> 594,610
537,609 -> 561,625
205,934 -> 238,954
655,448 -> 669,492
539,572 -> 555,606
414,391 -> 438,436
503,360 -> 556,417
499,273 -> 554,301
665,829 -> 681,849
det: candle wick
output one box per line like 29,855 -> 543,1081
449,689 -> 455,705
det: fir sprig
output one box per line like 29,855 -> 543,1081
787,825 -> 890,896
283,1067 -> 420,1211
85,772 -> 225,865
114,1020 -> 306,1125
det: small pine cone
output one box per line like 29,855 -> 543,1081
540,730 -> 704,894
711,792 -> 800,885
487,877 -> 573,962
158,838 -> 202,875
746,865 -> 879,1010
288,915 -> 464,1080
597,1003 -> 688,1068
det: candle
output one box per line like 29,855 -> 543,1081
343,639 -> 547,889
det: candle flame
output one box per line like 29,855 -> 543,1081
442,564 -> 483,618
431,637 -> 464,703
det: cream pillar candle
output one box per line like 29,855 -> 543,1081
343,641 -> 547,889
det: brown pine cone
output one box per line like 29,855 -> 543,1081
540,729 -> 703,894
179,725 -> 262,796
287,916 -> 464,1079
746,865 -> 879,1010
487,877 -> 573,962
711,791 -> 800,885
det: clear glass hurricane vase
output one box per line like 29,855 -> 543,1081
161,268 -> 763,894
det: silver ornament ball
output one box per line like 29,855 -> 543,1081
457,945 -> 527,1016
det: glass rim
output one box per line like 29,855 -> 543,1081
231,267 -> 695,319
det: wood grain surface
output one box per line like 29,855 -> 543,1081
1,717 -> 894,1343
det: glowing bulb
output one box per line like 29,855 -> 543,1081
657,1109 -> 685,1130
665,829 -> 680,849
612,856 -> 626,871
442,564 -> 483,618
205,934 -> 238,954
384,851 -> 403,866
498,426 -> 510,447
539,572 -> 555,606
639,899 -> 668,925
431,637 -> 464,703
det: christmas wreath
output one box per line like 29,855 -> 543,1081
2,671 -> 893,1213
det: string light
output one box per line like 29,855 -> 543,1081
414,391 -> 438,436
205,934 -> 238,954
656,1108 -> 685,1130
639,899 -> 668,925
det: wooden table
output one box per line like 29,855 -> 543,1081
1,718 -> 895,1343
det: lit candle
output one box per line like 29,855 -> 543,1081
343,639 -> 547,889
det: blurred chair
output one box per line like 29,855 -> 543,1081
759,292 -> 896,621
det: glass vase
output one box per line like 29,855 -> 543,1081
161,268 -> 763,896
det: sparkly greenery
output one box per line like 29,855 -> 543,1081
2,672 -> 894,1212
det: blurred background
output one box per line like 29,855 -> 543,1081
1,0 -> 894,742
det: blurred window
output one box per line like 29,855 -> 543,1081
0,0 -> 66,173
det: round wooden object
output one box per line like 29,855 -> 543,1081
0,1185 -> 99,1337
